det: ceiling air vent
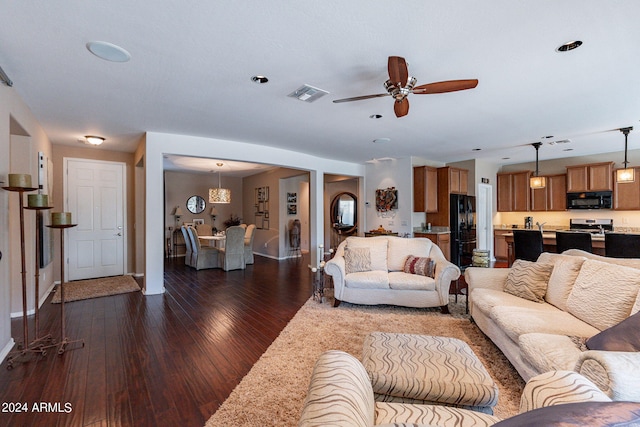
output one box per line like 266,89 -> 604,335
287,84 -> 329,103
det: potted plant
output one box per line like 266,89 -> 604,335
223,214 -> 242,229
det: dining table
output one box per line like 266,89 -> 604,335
199,234 -> 226,249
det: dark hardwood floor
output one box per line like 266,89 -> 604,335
0,255 -> 312,427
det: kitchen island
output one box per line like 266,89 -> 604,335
504,231 -> 605,266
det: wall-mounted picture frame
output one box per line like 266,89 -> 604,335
375,187 -> 398,212
287,192 -> 297,203
193,218 -> 205,225
287,204 -> 297,215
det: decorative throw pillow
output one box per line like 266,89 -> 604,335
503,259 -> 554,303
403,256 -> 435,278
344,247 -> 371,274
586,311 -> 640,352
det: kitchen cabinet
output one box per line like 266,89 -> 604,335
493,230 -> 511,261
426,166 -> 469,228
530,174 -> 567,211
413,166 -> 438,213
415,232 -> 451,261
566,162 -> 613,192
614,166 -> 640,210
444,167 -> 468,195
497,171 -> 531,212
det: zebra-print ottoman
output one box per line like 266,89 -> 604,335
362,332 -> 499,414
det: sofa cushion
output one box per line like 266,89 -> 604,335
388,272 -> 436,291
387,237 -> 432,271
345,247 -> 372,274
403,256 -> 435,278
538,253 -> 586,311
519,333 -> 585,373
503,260 -> 553,303
586,311 -> 640,352
566,259 -> 640,331
471,288 -> 560,316
347,237 -> 388,271
490,306 -> 600,343
345,271 -> 390,289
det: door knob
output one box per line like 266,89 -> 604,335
116,232 -> 122,236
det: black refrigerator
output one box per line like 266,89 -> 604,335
450,194 -> 476,268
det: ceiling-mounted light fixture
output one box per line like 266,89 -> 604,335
84,135 -> 105,146
616,127 -> 634,183
530,142 -> 546,189
209,163 -> 231,204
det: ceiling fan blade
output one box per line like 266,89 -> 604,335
412,79 -> 479,94
394,99 -> 409,117
388,56 -> 409,87
333,93 -> 389,103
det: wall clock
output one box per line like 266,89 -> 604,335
186,195 -> 206,214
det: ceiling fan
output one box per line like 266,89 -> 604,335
333,56 -> 478,118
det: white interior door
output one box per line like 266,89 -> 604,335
476,183 -> 494,260
65,158 -> 125,281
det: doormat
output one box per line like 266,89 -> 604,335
51,275 -> 140,303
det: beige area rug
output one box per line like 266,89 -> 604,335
205,293 -> 525,427
51,275 -> 140,303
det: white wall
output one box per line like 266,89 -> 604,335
143,132 -> 365,294
364,157 -> 413,236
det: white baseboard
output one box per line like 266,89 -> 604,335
0,338 -> 16,363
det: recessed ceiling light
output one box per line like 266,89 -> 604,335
251,75 -> 269,84
542,135 -> 554,139
373,138 -> 391,144
563,148 -> 574,152
86,41 -> 131,62
502,157 -> 510,160
557,40 -> 583,52
369,114 -> 383,119
472,148 -> 481,151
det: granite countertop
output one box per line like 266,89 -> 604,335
413,226 -> 450,235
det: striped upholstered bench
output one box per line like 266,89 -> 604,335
361,332 -> 499,414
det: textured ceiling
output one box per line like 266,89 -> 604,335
1,1 -> 640,168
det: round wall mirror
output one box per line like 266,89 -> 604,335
330,192 -> 357,235
186,195 -> 206,214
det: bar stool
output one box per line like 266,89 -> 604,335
513,230 -> 544,262
605,233 -> 640,258
555,231 -> 592,254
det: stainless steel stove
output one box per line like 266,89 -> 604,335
569,218 -> 614,234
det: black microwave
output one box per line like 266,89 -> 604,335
566,191 -> 612,209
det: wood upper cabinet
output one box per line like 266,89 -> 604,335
497,171 -> 530,212
566,162 -> 613,192
438,166 -> 469,194
614,167 -> 640,210
530,174 -> 567,211
413,166 -> 438,213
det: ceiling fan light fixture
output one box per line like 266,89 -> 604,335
617,127 -> 635,183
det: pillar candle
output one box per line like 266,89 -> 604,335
8,173 -> 32,188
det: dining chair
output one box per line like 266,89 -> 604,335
605,233 -> 640,258
187,226 -> 220,270
555,231 -> 592,254
218,225 -> 246,271
180,226 -> 193,267
513,230 -> 544,262
244,224 -> 256,265
195,223 -> 213,236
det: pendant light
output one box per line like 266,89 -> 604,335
616,127 -> 634,183
209,163 -> 231,204
529,142 -> 546,189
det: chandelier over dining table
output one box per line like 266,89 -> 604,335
209,162 -> 231,203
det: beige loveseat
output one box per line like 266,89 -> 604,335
325,236 -> 460,313
299,350 -> 630,427
465,250 -> 640,402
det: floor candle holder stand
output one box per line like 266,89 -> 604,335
1,185 -> 51,368
24,205 -> 55,352
47,223 -> 84,354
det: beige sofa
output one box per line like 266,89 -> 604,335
299,350 -> 626,427
325,236 -> 460,313
465,250 -> 640,402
